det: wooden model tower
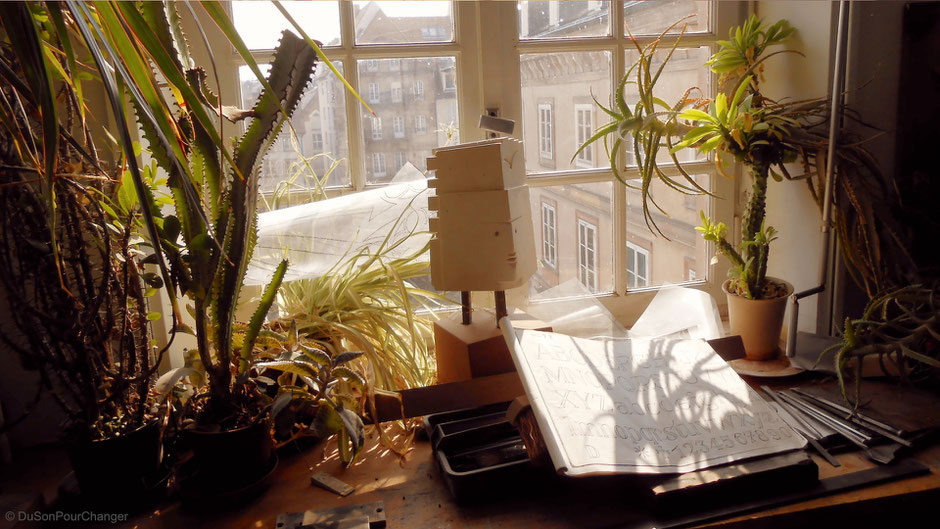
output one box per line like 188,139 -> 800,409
427,138 -> 545,383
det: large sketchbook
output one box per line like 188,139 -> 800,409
501,320 -> 805,476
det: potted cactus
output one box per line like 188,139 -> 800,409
575,15 -> 862,359
129,23 -> 319,494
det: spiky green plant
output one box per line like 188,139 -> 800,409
117,20 -> 318,424
576,15 -> 897,300
823,283 -> 940,407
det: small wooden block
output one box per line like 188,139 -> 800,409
434,310 -> 550,383
310,471 -> 354,497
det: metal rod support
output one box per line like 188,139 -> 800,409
461,291 -> 471,325
495,291 -> 507,328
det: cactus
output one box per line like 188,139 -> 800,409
128,2 -> 319,423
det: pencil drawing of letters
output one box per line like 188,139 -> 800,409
503,324 -> 806,476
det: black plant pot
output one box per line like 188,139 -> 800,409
179,421 -> 277,507
65,420 -> 166,508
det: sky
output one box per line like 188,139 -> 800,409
232,1 -> 453,50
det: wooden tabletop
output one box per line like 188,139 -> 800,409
121,420 -> 940,529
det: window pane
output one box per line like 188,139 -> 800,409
519,1 -> 610,39
521,51 -> 611,173
623,0 -> 710,37
625,173 -> 710,289
529,182 -> 613,296
239,62 -> 349,193
359,57 -> 459,184
353,1 -> 454,45
623,46 -> 711,166
232,1 -> 341,50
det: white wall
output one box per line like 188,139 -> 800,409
755,1 -> 835,334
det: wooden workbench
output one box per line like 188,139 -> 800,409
121,418 -> 940,529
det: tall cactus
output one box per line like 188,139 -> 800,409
127,2 -> 319,421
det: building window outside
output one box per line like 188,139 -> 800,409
442,69 -> 456,91
368,82 -> 380,104
542,202 -> 557,268
626,241 -> 649,289
396,151 -> 407,171
538,103 -> 553,160
413,80 -> 425,99
372,152 -> 386,179
393,116 -> 405,138
365,59 -> 379,72
578,218 -> 598,293
389,59 -> 401,71
371,117 -> 382,140
574,104 -> 593,168
415,115 -> 428,134
391,82 -> 403,103
311,131 -> 323,152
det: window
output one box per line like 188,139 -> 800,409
626,242 -> 649,289
541,202 -> 557,268
229,1 -> 734,319
415,115 -> 428,134
538,103 -> 553,160
442,69 -> 456,91
372,153 -> 387,179
574,104 -> 593,168
311,132 -> 323,152
391,82 -> 403,103
396,151 -> 407,171
393,116 -> 405,138
578,218 -> 598,292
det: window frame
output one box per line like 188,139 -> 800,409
224,1 -> 742,326
506,1 -> 742,324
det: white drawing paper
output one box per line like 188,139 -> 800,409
501,321 -> 806,476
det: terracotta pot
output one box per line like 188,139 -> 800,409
723,277 -> 793,360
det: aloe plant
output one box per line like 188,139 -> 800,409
575,15 -> 875,299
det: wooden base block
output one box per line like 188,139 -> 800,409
434,309 -> 550,383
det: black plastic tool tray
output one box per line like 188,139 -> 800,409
426,403 -> 538,502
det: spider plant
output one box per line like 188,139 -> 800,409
277,232 -> 447,392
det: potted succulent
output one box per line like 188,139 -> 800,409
0,2 -> 170,506
121,19 -> 320,495
576,15 -> 867,359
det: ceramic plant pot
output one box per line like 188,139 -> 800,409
723,277 -> 793,360
66,419 -> 165,506
182,420 -> 275,489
